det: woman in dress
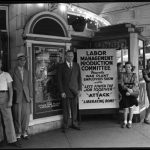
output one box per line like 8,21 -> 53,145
120,61 -> 139,128
143,59 -> 150,124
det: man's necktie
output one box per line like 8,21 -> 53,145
69,63 -> 72,69
20,68 -> 23,81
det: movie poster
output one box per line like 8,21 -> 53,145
33,44 -> 64,118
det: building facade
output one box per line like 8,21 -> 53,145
1,3 -> 150,135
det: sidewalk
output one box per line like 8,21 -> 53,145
1,114 -> 150,149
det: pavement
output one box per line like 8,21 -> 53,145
1,114 -> 150,149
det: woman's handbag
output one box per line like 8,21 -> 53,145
125,73 -> 139,98
130,90 -> 139,98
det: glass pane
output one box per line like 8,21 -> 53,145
33,45 -> 64,118
0,31 -> 8,71
123,49 -> 128,64
116,49 -> 121,63
0,10 -> 6,30
33,18 -> 65,37
145,41 -> 150,63
138,40 -> 144,69
116,49 -> 128,65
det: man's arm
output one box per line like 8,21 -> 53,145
57,63 -> 66,98
28,70 -> 33,101
143,69 -> 150,82
7,82 -> 13,107
78,63 -> 82,91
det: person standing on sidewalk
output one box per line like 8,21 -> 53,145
143,59 -> 150,124
119,61 -> 139,128
11,52 -> 32,140
57,50 -> 82,132
0,57 -> 21,147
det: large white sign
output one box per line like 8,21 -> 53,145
77,49 -> 119,110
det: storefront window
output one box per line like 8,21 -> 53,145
32,44 -> 64,119
32,18 -> 65,37
92,38 -> 129,70
0,9 -> 6,30
0,6 -> 8,71
145,41 -> 150,65
116,49 -> 128,64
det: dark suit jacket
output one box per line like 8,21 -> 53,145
11,66 -> 32,103
57,62 -> 82,98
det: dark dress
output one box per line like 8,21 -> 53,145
118,72 -> 122,91
118,72 -> 123,100
119,72 -> 139,109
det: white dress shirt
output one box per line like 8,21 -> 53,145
66,61 -> 72,69
0,72 -> 13,91
18,66 -> 24,81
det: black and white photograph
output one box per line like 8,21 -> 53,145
0,1 -> 150,149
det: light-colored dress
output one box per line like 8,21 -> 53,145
143,69 -> 150,102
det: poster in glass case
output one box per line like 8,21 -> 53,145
32,44 -> 64,118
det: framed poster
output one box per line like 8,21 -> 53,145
77,49 -> 119,110
32,44 -> 64,119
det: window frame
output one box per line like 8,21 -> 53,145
0,6 -> 8,32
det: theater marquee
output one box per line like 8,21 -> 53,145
77,49 -> 119,110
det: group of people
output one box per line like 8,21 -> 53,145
1,49 -> 150,147
117,60 -> 150,129
0,52 -> 32,147
0,50 -> 82,147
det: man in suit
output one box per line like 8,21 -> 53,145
57,50 -> 82,132
11,52 -> 32,140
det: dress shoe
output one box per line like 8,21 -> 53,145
22,132 -> 30,140
8,141 -> 22,148
71,125 -> 80,130
16,134 -> 21,141
16,134 -> 21,139
22,135 -> 30,140
17,137 -> 21,141
62,127 -> 68,133
0,140 -> 6,147
127,123 -> 132,128
121,123 -> 127,128
62,128 -> 66,133
22,134 -> 30,140
144,119 -> 150,124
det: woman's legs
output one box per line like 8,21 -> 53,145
123,108 -> 128,124
129,107 -> 134,123
121,108 -> 128,128
127,107 -> 134,128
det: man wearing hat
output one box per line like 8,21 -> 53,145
11,52 -> 32,140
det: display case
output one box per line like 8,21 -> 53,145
32,44 -> 64,119
83,23 -> 148,122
